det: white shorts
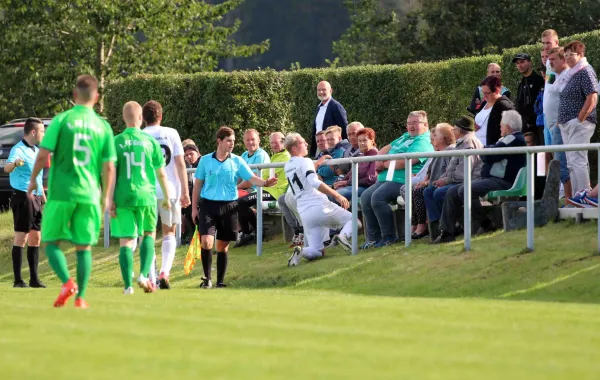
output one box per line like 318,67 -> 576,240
299,202 -> 352,251
157,199 -> 181,227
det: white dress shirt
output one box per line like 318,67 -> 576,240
315,97 -> 331,133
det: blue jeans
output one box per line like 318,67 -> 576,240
360,181 -> 403,241
337,185 -> 367,201
423,184 -> 455,222
549,121 -> 570,183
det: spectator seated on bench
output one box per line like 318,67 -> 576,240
432,110 -> 526,244
360,111 -> 433,249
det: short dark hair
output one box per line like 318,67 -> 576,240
564,40 -> 586,57
481,75 -> 502,93
75,75 -> 98,102
216,126 -> 234,141
24,118 -> 43,135
142,100 -> 163,125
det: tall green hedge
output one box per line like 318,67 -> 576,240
105,30 -> 600,155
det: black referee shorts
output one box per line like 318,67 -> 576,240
11,190 -> 42,233
197,198 -> 239,242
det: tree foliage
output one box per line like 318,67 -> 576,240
333,0 -> 600,66
0,0 -> 269,121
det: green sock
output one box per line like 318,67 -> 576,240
119,246 -> 133,289
46,244 -> 70,283
76,250 -> 92,299
139,236 -> 155,277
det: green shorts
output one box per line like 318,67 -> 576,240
110,205 -> 157,239
42,200 -> 101,246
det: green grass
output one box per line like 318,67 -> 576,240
1,212 -> 600,379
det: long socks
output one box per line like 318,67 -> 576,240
216,251 -> 228,285
119,247 -> 133,289
160,235 -> 177,276
11,246 -> 23,283
46,244 -> 70,283
201,248 -> 212,279
76,250 -> 92,299
27,246 -> 40,282
139,236 -> 155,277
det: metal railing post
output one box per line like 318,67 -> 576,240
104,210 -> 110,248
526,152 -> 535,252
463,155 -> 472,251
256,169 -> 264,257
404,158 -> 412,247
351,162 -> 359,255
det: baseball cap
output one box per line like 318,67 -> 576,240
512,53 -> 531,63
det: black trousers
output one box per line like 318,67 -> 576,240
237,192 -> 277,234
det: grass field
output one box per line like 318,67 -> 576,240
1,212 -> 600,379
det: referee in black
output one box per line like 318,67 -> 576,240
4,118 -> 46,288
191,126 -> 277,289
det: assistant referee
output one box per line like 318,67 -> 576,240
4,118 -> 46,288
191,126 -> 277,289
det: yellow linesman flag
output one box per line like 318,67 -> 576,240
184,228 -> 202,275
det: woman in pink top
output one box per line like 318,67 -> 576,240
333,127 -> 378,201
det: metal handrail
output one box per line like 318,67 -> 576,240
104,143 -> 600,256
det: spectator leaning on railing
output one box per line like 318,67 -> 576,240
424,116 -> 483,237
558,40 -> 599,196
333,127 -> 378,201
360,110 -> 434,249
433,110 -> 526,244
238,129 -> 271,192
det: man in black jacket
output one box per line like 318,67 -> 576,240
310,81 -> 348,157
513,53 -> 545,141
433,110 -> 526,244
182,144 -> 201,244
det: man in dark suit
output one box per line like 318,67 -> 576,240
310,81 -> 348,157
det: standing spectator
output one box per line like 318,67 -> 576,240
238,129 -> 271,192
546,47 -> 572,199
558,40 -> 599,195
5,118 -> 46,288
317,126 -> 350,186
360,111 -> 434,248
513,53 -> 545,141
236,132 -> 290,247
310,81 -> 348,157
335,121 -> 364,175
474,76 -> 514,146
182,143 -> 201,244
424,116 -> 483,237
333,127 -> 378,201
541,29 -> 560,78
468,63 -> 511,115
191,126 -> 277,289
433,111 -> 526,244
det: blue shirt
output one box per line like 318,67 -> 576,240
241,148 -> 270,190
7,140 -> 43,195
195,152 -> 254,201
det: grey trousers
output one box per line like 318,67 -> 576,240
278,192 -> 302,232
440,177 -> 511,234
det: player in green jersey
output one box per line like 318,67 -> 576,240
27,75 -> 116,309
111,101 -> 171,294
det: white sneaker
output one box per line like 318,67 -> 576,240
287,246 -> 302,267
334,234 -> 352,252
123,287 -> 134,295
325,238 -> 338,249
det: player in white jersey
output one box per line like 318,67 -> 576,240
142,101 -> 191,288
283,133 -> 360,266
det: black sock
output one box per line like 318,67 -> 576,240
216,251 -> 228,285
27,246 -> 40,282
201,248 -> 212,279
12,246 -> 23,283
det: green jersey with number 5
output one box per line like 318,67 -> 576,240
113,128 -> 165,207
41,105 -> 116,205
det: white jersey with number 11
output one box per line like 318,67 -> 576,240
284,156 -> 327,214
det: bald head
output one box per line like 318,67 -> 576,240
317,81 -> 332,103
123,101 -> 143,128
269,131 -> 285,153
